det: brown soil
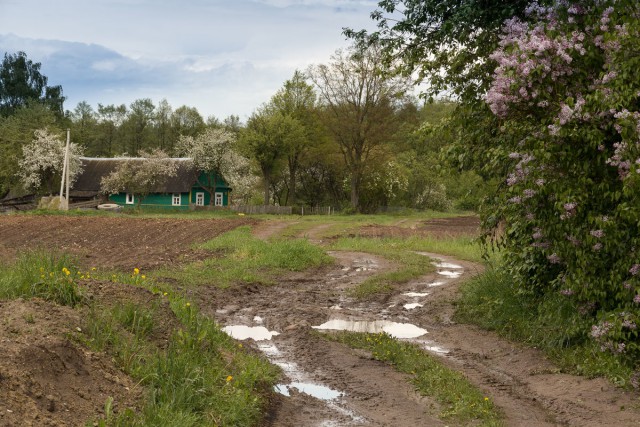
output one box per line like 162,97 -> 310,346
0,215 -> 254,270
1,214 -> 639,426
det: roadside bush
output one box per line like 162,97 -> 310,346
480,1 -> 640,381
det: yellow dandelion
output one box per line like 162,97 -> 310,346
141,275 -> 146,279
186,302 -> 191,307
226,375 -> 233,382
484,397 -> 489,402
163,292 -> 168,296
133,267 -> 140,275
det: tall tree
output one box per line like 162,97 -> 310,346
171,105 -> 205,139
240,110 -> 304,205
308,44 -> 409,211
69,101 -> 99,154
96,103 -> 127,156
155,99 -> 173,151
123,98 -> 155,154
0,51 -> 65,117
269,70 -> 321,205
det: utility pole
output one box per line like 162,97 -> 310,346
59,129 -> 70,210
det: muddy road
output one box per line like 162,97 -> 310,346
1,214 -> 639,426
203,219 -> 640,426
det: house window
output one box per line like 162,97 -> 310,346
126,193 -> 134,204
172,193 -> 181,206
195,192 -> 205,206
214,192 -> 223,206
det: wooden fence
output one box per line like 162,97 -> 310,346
230,205 -> 335,215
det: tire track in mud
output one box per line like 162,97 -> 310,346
204,220 -> 640,426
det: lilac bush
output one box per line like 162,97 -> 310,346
485,1 -> 640,367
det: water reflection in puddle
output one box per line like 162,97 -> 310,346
427,281 -> 446,287
434,262 -> 463,269
275,382 -> 343,400
403,292 -> 430,297
313,319 -> 428,339
222,325 -> 280,341
403,303 -> 423,310
437,270 -> 463,278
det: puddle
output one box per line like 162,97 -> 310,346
437,270 -> 463,278
434,262 -> 463,269
222,325 -> 280,341
275,382 -> 343,400
427,281 -> 447,287
403,292 -> 430,297
403,303 -> 423,310
313,319 -> 428,339
421,341 -> 450,355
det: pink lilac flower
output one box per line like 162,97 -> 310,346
634,294 -> 640,304
590,229 -> 604,238
560,289 -> 574,296
630,264 -> 640,276
593,243 -> 603,251
622,320 -> 637,330
547,253 -> 561,264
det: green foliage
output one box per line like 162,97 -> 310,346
347,0 -> 547,102
160,226 -> 333,288
0,51 -> 65,117
329,331 -> 502,424
0,251 -> 83,306
84,295 -> 279,426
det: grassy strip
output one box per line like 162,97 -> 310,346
159,226 -> 333,288
0,250 -> 84,306
83,296 -> 279,426
455,266 -> 634,386
0,251 -> 279,426
327,331 -> 503,425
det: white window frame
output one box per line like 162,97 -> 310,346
172,193 -> 181,206
214,192 -> 223,207
126,193 -> 134,204
195,192 -> 205,206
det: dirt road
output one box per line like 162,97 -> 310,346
1,215 -> 639,426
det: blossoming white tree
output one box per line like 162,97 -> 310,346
175,128 -> 257,205
100,149 -> 178,206
17,128 -> 84,194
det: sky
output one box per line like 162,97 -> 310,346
0,0 -> 379,121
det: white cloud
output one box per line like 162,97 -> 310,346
0,0 -> 379,118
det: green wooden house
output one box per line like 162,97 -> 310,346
71,157 -> 231,209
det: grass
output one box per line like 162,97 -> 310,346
455,264 -> 635,387
0,251 -> 280,426
158,226 -> 333,288
0,250 -> 84,306
327,331 -> 503,425
83,296 -> 280,427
